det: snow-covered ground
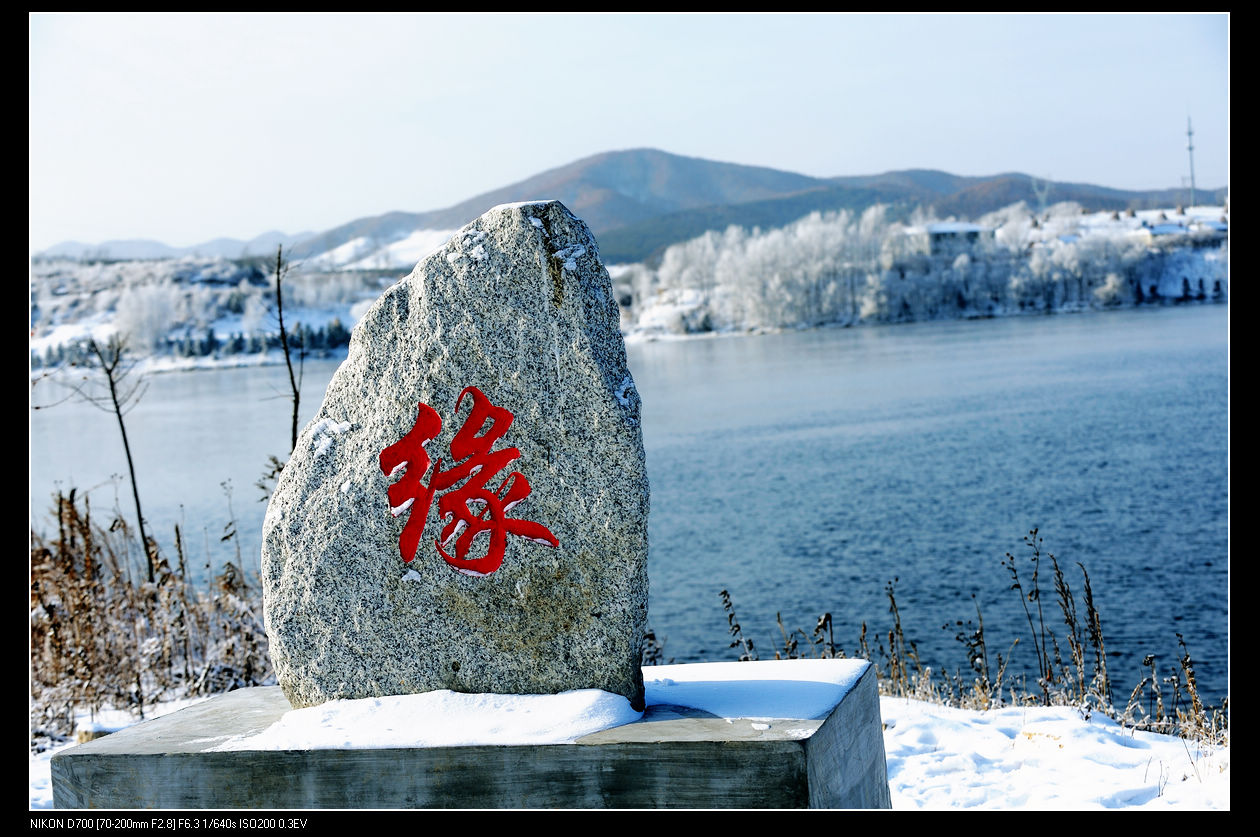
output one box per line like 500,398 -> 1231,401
625,202 -> 1228,338
30,660 -> 1228,810
29,697 -> 210,810
878,698 -> 1227,810
31,202 -> 1229,377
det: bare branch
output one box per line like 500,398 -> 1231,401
47,333 -> 159,585
30,367 -> 83,411
273,245 -> 301,454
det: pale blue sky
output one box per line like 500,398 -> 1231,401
29,12 -> 1229,251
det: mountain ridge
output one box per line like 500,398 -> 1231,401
37,149 -> 1226,265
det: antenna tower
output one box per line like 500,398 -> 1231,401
1186,116 -> 1197,209
1031,176 -> 1052,217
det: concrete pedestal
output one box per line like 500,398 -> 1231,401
52,663 -> 890,809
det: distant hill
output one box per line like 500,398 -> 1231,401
40,230 -> 313,262
600,169 -> 1227,263
597,184 -> 895,264
286,148 -> 827,261
38,149 -> 1226,266
286,150 -> 1228,265
39,239 -> 184,261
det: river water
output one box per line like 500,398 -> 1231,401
29,305 -> 1229,706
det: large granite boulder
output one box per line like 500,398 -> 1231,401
263,201 -> 649,710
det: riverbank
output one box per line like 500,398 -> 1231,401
618,203 -> 1227,338
30,294 -> 1228,380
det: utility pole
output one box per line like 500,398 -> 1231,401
1186,116 -> 1197,209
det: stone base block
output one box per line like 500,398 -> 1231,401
52,663 -> 890,809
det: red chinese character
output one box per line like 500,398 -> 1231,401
379,386 -> 559,576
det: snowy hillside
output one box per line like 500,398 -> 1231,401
301,228 -> 456,271
28,201 -> 1227,374
623,202 -> 1228,339
29,256 -> 398,371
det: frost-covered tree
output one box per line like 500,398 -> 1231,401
627,198 -> 1227,334
114,283 -> 181,351
240,293 -> 270,337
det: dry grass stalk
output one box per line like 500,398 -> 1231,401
718,528 -> 1226,747
30,490 -> 272,750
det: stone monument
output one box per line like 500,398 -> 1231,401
262,200 -> 649,710
53,202 -> 893,810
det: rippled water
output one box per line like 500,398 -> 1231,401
29,305 -> 1229,705
631,306 -> 1228,706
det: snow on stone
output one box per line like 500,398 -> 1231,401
443,230 -> 492,266
492,200 -> 553,211
644,659 -> 867,720
554,244 -> 585,271
614,374 -> 635,407
210,690 -> 643,751
263,499 -> 284,529
206,661 -> 864,753
309,418 -> 351,459
309,418 -> 351,437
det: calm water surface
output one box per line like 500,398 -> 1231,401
29,305 -> 1229,705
